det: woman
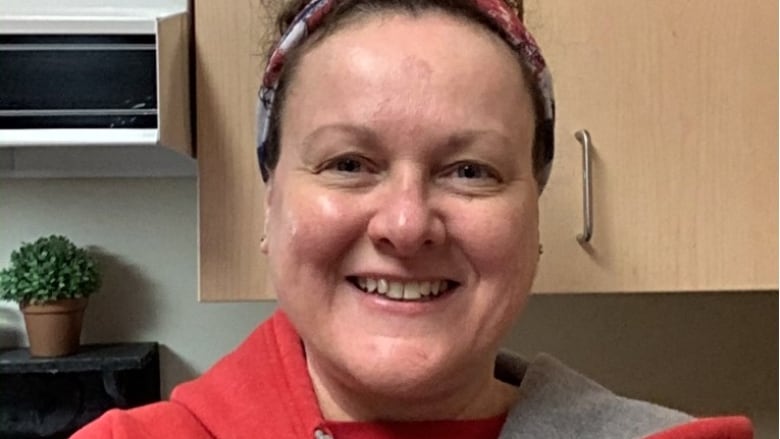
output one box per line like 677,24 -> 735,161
75,0 -> 752,437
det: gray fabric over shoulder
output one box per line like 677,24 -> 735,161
495,351 -> 693,439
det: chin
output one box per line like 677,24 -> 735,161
336,338 -> 472,398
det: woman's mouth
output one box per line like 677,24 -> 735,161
347,276 -> 460,302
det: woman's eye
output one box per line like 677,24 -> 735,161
320,155 -> 377,177
456,163 -> 487,179
334,158 -> 363,173
449,162 -> 499,182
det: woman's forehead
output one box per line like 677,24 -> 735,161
284,13 -> 533,133
299,11 -> 523,74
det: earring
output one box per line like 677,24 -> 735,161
260,234 -> 270,254
538,244 -> 544,255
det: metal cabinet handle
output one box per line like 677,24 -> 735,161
574,130 -> 593,244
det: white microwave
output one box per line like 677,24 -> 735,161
0,0 -> 191,156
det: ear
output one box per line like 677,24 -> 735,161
260,179 -> 274,255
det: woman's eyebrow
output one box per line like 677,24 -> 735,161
300,124 -> 515,158
301,123 -> 379,150
443,129 -> 514,155
448,129 -> 511,145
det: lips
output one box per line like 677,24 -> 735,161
347,276 -> 459,301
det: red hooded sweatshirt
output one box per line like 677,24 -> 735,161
72,311 -> 752,439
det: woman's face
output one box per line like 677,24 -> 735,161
264,12 -> 539,400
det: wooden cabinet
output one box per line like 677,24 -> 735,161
195,0 -> 777,301
195,0 -> 273,300
526,0 -> 777,293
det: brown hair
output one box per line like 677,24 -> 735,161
260,0 -> 549,184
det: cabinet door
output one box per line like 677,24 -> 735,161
196,0 -> 273,300
527,0 -> 778,293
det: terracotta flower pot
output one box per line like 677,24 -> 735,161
21,297 -> 88,357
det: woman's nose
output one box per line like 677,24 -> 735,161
367,177 -> 446,257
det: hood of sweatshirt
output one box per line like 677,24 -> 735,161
171,311 -> 326,438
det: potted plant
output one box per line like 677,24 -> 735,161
0,235 -> 100,357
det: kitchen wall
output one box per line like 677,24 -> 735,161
0,177 -> 776,438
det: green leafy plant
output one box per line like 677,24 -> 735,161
0,235 -> 101,305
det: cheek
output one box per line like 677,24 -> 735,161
268,190 -> 362,283
469,194 -> 539,328
457,196 -> 539,273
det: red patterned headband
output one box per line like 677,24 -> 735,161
257,0 -> 555,189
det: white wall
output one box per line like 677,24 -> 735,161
0,178 -> 776,438
0,178 -> 269,394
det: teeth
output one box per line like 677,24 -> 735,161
403,282 -> 421,300
388,282 -> 403,299
352,277 -> 454,301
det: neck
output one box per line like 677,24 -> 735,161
306,350 -> 519,422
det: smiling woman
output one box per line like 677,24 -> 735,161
261,9 -> 540,422
72,0 -> 754,438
